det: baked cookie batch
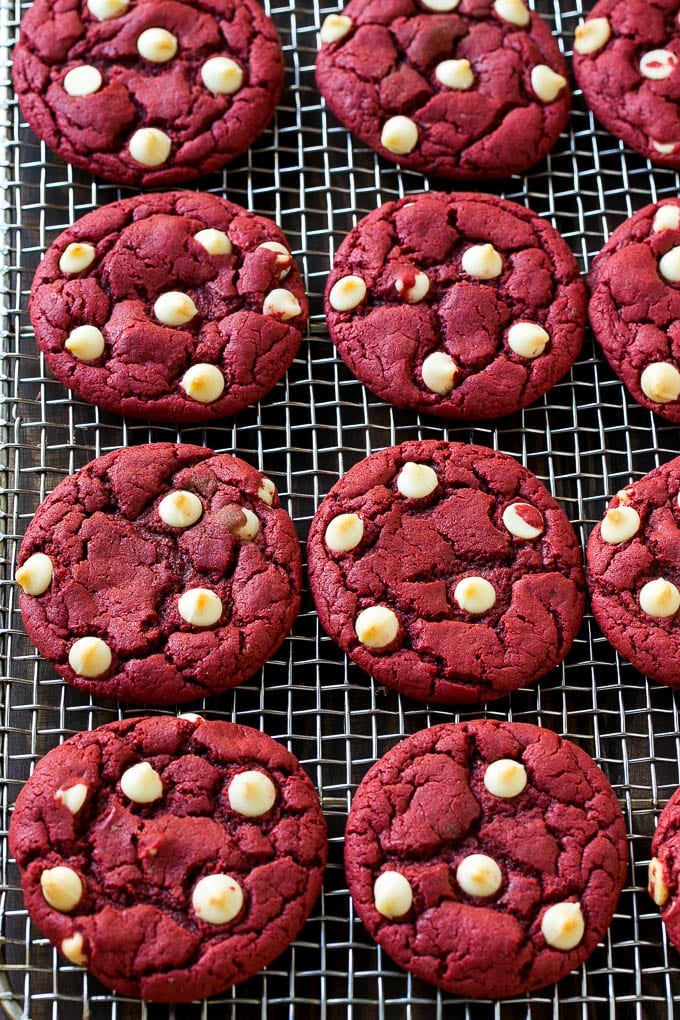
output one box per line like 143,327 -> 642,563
10,0 -> 680,1004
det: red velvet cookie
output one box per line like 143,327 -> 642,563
588,198 -> 680,423
307,440 -> 585,704
29,192 -> 307,424
13,0 -> 283,186
15,443 -> 302,705
345,719 -> 628,998
649,788 -> 680,950
324,192 -> 586,420
8,715 -> 328,1001
573,1 -> 680,169
315,0 -> 571,180
586,455 -> 680,687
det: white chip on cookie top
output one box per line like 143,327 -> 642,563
397,462 -> 438,499
15,552 -> 53,595
573,18 -> 611,56
461,243 -> 503,280
55,783 -> 88,815
659,246 -> 680,282
435,58 -> 474,91
395,270 -> 430,303
180,363 -> 225,403
454,576 -> 496,614
648,857 -> 670,907
194,228 -> 232,256
65,324 -> 105,361
61,932 -> 88,966
640,362 -> 680,404
380,116 -> 419,156
129,127 -> 171,167
68,636 -> 112,678
483,759 -> 528,798
178,588 -> 223,627
600,505 -> 641,545
59,243 -> 96,274
87,0 -> 128,20
507,322 -> 549,359
541,901 -> 585,950
421,351 -> 458,395
201,56 -> 244,95
421,0 -> 460,10
328,275 -> 367,312
257,477 -> 277,505
320,13 -> 353,45
456,853 -> 503,897
63,65 -> 103,97
530,65 -> 568,104
158,490 -> 203,528
192,874 -> 244,924
493,0 -> 530,28
262,288 -> 302,321
228,769 -> 277,817
652,140 -> 678,155
120,762 -> 164,804
639,578 -> 680,618
154,291 -> 198,327
230,507 -> 260,540
355,605 -> 399,648
502,502 -> 544,540
640,50 -> 678,81
258,241 -> 293,278
325,512 -> 364,552
137,27 -> 178,63
40,866 -> 83,913
653,206 -> 680,232
373,871 -> 413,918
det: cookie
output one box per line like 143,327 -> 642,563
573,1 -> 680,169
345,719 -> 628,998
315,0 -> 570,180
588,198 -> 680,423
307,440 -> 585,704
8,715 -> 327,1001
13,0 -> 283,186
29,192 -> 307,424
323,192 -> 586,420
649,788 -> 680,951
14,443 -> 302,705
586,455 -> 680,687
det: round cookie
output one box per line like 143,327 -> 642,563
345,719 -> 628,998
315,0 -> 571,180
29,192 -> 307,424
14,443 -> 302,705
307,440 -> 585,704
586,455 -> 680,687
13,0 -> 284,186
649,788 -> 680,950
588,198 -> 680,423
324,192 -> 586,420
8,715 -> 328,1001
573,1 -> 680,170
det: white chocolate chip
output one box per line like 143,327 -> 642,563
395,270 -> 430,303
617,488 -> 633,505
573,17 -> 611,55
178,588 -> 223,627
257,241 -> 293,278
507,321 -> 549,359
262,288 -> 302,321
652,139 -> 678,155
180,363 -> 225,403
154,291 -> 198,327
484,759 -> 528,798
530,65 -> 568,103
541,902 -> 585,950
355,605 -> 399,648
232,508 -> 260,540
120,761 -> 163,803
59,243 -> 96,274
61,932 -> 87,966
228,770 -> 277,817
373,871 -> 413,918
435,58 -> 474,90
653,206 -> 680,232
421,351 -> 458,395
257,477 -> 276,505
55,783 -> 88,815
454,576 -> 496,614
325,513 -> 364,552
640,362 -> 680,403
137,27 -> 178,63
201,56 -> 244,95
649,857 -> 670,907
68,636 -> 112,678
502,502 -> 544,540
129,127 -> 171,167
380,116 -> 419,156
40,867 -> 83,913
493,0 -> 530,27
421,0 -> 460,8
456,853 -> 503,897
328,275 -> 367,312
87,0 -> 128,19
461,243 -> 503,280
192,874 -> 244,924
15,552 -> 53,595
659,246 -> 680,282
194,228 -> 232,256
639,578 -> 680,618
178,711 -> 202,721
397,462 -> 438,499
640,49 -> 678,81
600,505 -> 641,544
158,490 -> 203,528
63,65 -> 103,97
320,13 -> 353,44
65,324 -> 105,361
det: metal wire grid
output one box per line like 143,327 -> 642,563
2,0 -> 680,1016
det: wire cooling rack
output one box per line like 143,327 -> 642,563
3,0 -> 680,1017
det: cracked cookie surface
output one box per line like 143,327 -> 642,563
345,719 -> 627,998
13,0 -> 283,186
324,192 -> 585,420
8,715 -> 327,1001
307,440 -> 585,704
15,443 -> 302,704
29,192 -> 307,424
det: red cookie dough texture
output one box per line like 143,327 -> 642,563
588,198 -> 680,423
587,455 -> 680,687
573,0 -> 680,169
8,715 -> 328,1001
29,192 -> 307,424
324,192 -> 586,420
315,0 -> 571,180
13,0 -> 284,186
15,443 -> 302,705
345,719 -> 628,998
307,440 -> 585,704
649,787 -> 680,952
